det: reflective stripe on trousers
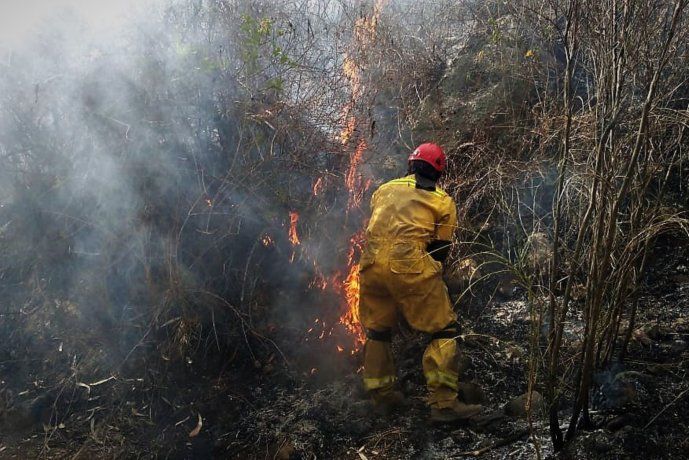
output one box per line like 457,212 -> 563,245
424,369 -> 459,391
363,374 -> 398,391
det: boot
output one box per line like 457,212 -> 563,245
430,399 -> 482,423
371,389 -> 406,415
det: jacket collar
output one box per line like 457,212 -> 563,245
408,173 -> 436,191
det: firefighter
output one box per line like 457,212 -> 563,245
359,142 -> 482,423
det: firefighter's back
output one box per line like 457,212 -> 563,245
365,175 -> 451,244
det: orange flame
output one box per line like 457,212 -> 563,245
339,109 -> 357,145
288,211 -> 300,246
308,274 -> 328,291
335,231 -> 367,348
333,1 -> 386,352
301,2 -> 386,354
345,139 -> 368,209
342,264 -> 362,334
261,234 -> 274,247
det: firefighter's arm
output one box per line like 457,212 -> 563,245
428,197 -> 458,262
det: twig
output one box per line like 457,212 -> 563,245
118,325 -> 153,370
454,429 -> 530,457
644,386 -> 689,429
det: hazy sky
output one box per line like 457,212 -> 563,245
0,0 -> 151,46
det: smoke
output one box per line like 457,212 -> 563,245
0,0 -> 365,385
0,0 -> 273,376
0,0 -> 468,390
0,0 -> 159,65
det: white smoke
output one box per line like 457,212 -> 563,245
0,0 -> 154,47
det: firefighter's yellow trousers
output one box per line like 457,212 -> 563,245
359,240 -> 459,409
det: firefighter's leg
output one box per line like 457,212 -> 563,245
424,323 -> 482,420
396,257 -> 459,408
359,263 -> 398,396
362,328 -> 396,394
423,324 -> 460,408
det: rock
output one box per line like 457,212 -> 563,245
458,382 -> 486,405
440,436 -> 455,449
1,392 -> 53,432
497,274 -> 518,298
671,339 -> 688,354
470,411 -> 507,433
645,324 -> 671,341
503,391 -> 543,417
446,258 -> 481,295
606,414 -> 634,432
457,354 -> 472,377
632,328 -> 652,346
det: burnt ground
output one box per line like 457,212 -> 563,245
1,245 -> 688,459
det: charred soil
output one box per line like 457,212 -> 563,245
1,244 -> 688,459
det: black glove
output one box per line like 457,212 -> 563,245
427,240 -> 452,262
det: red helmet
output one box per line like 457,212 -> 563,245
408,143 -> 446,172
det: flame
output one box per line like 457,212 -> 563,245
288,211 -> 300,246
339,111 -> 357,145
345,139 -> 368,208
261,234 -> 273,247
341,263 -> 362,334
332,1 -> 386,352
300,1 -> 386,354
335,231 -> 367,349
308,274 -> 328,291
342,57 -> 360,97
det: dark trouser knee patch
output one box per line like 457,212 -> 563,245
366,328 -> 392,342
431,324 -> 458,340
